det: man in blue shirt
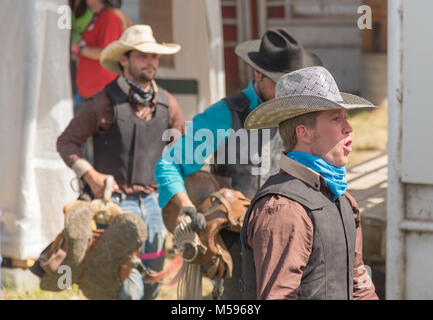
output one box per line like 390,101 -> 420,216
154,29 -> 322,299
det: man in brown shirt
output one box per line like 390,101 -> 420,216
57,76 -> 184,196
57,25 -> 184,300
240,66 -> 378,300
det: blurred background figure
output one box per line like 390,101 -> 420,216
70,0 -> 93,112
70,0 -> 131,111
71,0 -> 93,45
72,0 -> 126,102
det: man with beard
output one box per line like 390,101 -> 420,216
57,25 -> 185,300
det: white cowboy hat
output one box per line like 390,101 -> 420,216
244,66 -> 376,129
100,24 -> 181,74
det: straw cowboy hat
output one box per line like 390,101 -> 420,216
244,66 -> 376,129
100,24 -> 181,74
235,28 -> 323,82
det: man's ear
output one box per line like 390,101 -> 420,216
252,69 -> 263,81
295,124 -> 312,145
119,54 -> 128,70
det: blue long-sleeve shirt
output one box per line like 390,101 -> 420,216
154,80 -> 262,208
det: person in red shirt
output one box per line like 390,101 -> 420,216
73,0 -> 123,99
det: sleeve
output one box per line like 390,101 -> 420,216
166,90 -> 185,135
154,100 -> 232,208
56,94 -> 113,177
97,11 -> 123,48
247,195 -> 314,300
352,222 -> 379,300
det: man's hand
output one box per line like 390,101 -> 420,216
181,207 -> 206,232
83,169 -> 120,199
71,40 -> 80,61
171,192 -> 195,225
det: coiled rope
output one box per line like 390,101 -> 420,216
173,215 -> 203,299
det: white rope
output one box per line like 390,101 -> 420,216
177,262 -> 202,300
174,215 -> 203,299
173,216 -> 202,262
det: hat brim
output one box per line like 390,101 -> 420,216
235,40 -> 323,83
244,92 -> 376,129
100,40 -> 181,74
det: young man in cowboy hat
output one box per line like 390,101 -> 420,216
240,66 -> 378,300
57,24 -> 184,300
154,29 -> 322,299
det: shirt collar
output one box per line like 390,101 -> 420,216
117,76 -> 158,96
242,80 -> 262,111
279,153 -> 322,191
117,76 -> 130,95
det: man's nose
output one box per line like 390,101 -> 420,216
344,119 -> 353,134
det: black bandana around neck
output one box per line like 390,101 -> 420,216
125,78 -> 155,108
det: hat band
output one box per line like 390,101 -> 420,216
247,51 -> 310,74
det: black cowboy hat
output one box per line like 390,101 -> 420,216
235,28 -> 323,82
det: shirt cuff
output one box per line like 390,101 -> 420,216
71,158 -> 93,179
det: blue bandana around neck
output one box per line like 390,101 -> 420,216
286,151 -> 347,201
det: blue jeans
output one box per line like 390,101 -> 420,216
110,191 -> 167,300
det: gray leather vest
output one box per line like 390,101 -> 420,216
93,79 -> 170,186
240,172 -> 357,300
210,92 -> 283,199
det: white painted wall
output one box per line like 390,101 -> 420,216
387,0 -> 433,300
401,0 -> 433,184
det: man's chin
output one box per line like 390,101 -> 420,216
138,75 -> 154,82
323,156 -> 348,168
338,157 -> 349,168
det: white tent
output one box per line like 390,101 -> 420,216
0,0 -> 76,261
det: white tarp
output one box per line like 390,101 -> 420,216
0,0 -> 76,259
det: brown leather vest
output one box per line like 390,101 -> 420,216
240,171 -> 357,300
92,79 -> 170,186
